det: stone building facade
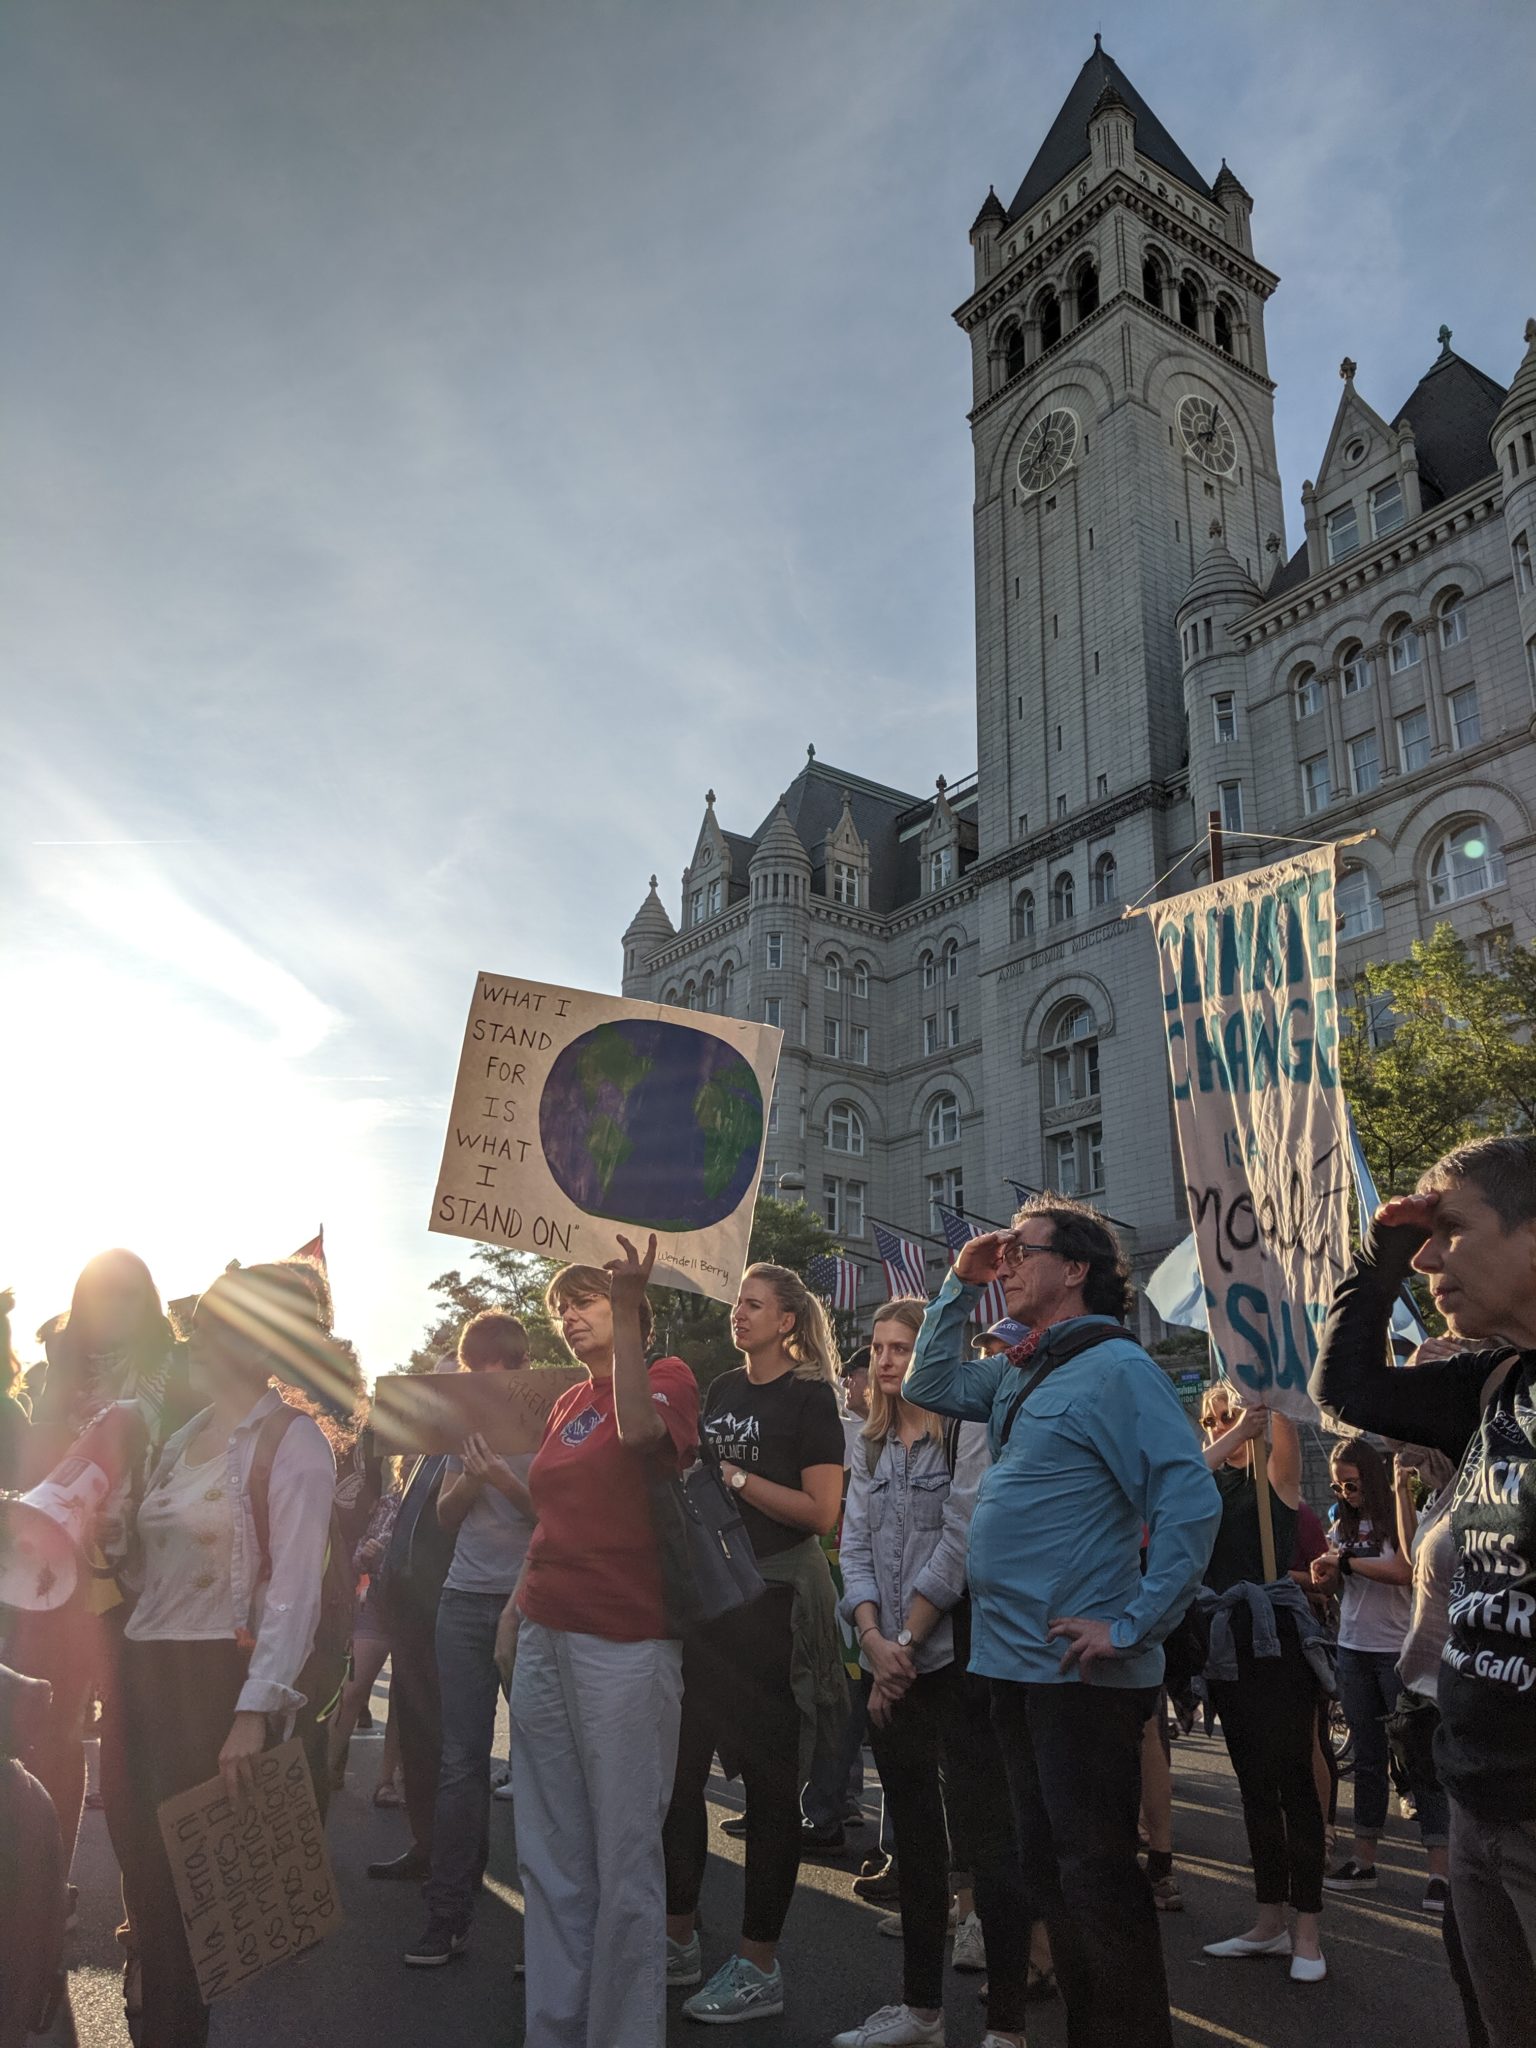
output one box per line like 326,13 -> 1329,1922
620,39 -> 1536,1326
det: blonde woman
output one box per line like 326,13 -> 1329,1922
664,1264 -> 846,2025
834,1299 -> 1030,2048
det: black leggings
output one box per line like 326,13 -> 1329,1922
663,1586 -> 802,1945
869,1663 -> 1031,2032
1208,1630 -> 1325,1914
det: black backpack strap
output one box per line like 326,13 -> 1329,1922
248,1405 -> 302,1588
942,1415 -> 963,1478
998,1324 -> 1121,1448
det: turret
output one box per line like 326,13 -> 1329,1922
1211,159 -> 1253,257
1178,521 -> 1263,863
968,186 -> 1006,289
1087,77 -> 1135,181
1493,318 -> 1536,659
621,876 -> 675,995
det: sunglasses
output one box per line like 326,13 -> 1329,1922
1330,1479 -> 1362,1496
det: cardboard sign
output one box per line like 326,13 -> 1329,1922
430,973 -> 783,1303
370,1365 -> 586,1455
1151,848 -> 1347,1421
157,1739 -> 341,2005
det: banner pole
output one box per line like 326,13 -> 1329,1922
1208,809 -> 1278,1581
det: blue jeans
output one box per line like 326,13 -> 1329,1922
423,1589 -> 507,1929
1337,1646 -> 1450,1847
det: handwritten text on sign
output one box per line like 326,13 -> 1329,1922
430,974 -> 783,1304
1152,850 -> 1348,1419
157,1739 -> 341,2005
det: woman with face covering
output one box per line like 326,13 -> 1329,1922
103,1262 -> 362,2048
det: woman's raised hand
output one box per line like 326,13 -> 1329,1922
607,1233 -> 657,1314
1375,1192 -> 1438,1236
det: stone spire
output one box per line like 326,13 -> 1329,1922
622,875 -> 675,953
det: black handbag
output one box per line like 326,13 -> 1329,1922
649,1443 -> 767,1633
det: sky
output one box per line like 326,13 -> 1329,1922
3,0 -> 1532,1377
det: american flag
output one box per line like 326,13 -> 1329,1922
806,1253 -> 860,1314
872,1223 -> 929,1301
289,1228 -> 327,1275
1005,1179 -> 1034,1213
935,1207 -> 1009,1327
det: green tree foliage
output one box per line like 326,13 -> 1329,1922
405,1198 -> 851,1391
1342,924 -> 1536,1197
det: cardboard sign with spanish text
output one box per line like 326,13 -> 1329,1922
430,973 -> 783,1304
370,1366 -> 586,1455
1151,849 -> 1347,1422
157,1740 -> 340,2006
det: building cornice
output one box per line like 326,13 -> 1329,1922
966,778 -> 1186,891
1237,480 -> 1503,644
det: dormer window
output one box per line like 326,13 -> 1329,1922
1371,478 -> 1407,539
833,861 -> 861,907
706,878 -> 722,917
1326,504 -> 1360,564
929,847 -> 954,891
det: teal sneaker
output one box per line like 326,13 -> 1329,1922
668,1932 -> 703,1987
683,1955 -> 784,2024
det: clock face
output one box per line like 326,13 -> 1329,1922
1178,395 -> 1237,475
1016,407 -> 1080,495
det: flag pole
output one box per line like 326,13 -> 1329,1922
1208,806 -> 1278,1582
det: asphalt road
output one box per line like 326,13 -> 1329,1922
47,1680 -> 1465,2048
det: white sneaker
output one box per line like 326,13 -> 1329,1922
951,1910 -> 986,1973
831,2005 -> 945,2048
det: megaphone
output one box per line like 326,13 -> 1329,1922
0,1402 -> 149,1612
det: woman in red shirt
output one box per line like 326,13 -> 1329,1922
509,1235 -> 698,2048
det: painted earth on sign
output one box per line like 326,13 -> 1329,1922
538,1019 -> 763,1230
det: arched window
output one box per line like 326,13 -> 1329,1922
1001,321 -> 1026,381
824,952 -> 842,992
826,1101 -> 866,1156
663,986 -> 679,1007
1389,619 -> 1423,673
1038,287 -> 1061,352
684,980 -> 698,1010
1437,590 -> 1469,648
943,939 -> 960,981
1012,889 -> 1036,941
1336,864 -> 1384,940
1339,642 -> 1370,697
1294,664 -> 1325,719
852,961 -> 869,998
1045,1002 -> 1100,1106
1428,821 -> 1506,908
1075,257 -> 1099,320
719,961 -> 735,1012
1142,253 -> 1165,308
1051,871 -> 1075,924
927,1092 -> 961,1149
1092,851 -> 1118,907
1178,274 -> 1200,332
702,970 -> 717,1011
920,949 -> 937,989
1213,298 -> 1235,355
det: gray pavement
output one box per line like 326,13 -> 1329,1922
48,1684 -> 1465,2048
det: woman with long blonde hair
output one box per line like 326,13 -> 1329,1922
664,1263 -> 848,2025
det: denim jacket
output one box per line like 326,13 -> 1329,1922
132,1389 -> 336,1717
837,1422 -> 990,1675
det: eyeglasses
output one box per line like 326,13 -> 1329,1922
1000,1240 -> 1061,1267
1330,1479 -> 1362,1496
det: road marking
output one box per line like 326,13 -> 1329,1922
1171,2008 -> 1272,2047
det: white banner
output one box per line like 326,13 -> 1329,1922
1152,849 -> 1349,1420
430,973 -> 783,1304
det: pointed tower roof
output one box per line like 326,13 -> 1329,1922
969,185 -> 1006,235
1492,317 -> 1536,438
749,797 -> 811,871
1211,158 -> 1252,203
1004,36 -> 1212,224
623,876 -> 675,948
1179,520 -> 1261,614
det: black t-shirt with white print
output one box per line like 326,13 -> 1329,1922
702,1367 -> 845,1561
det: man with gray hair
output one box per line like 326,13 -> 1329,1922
1312,1134 -> 1536,2048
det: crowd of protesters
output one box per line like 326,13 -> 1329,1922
3,1134 -> 1535,2048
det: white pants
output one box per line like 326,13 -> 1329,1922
511,1620 -> 684,2048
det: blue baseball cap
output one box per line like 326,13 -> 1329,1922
975,1317 -> 1031,1351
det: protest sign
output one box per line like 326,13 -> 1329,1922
371,1365 -> 586,1455
157,1739 -> 340,2006
430,974 -> 784,1304
1150,848 -> 1349,1420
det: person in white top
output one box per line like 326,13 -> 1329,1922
1310,1438 -> 1420,1895
105,1263 -> 361,2048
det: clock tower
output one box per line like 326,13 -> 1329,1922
957,38 -> 1286,1261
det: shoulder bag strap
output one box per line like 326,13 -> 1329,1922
248,1405 -> 301,1587
998,1324 -> 1121,1448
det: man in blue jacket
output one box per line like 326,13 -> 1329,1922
904,1197 -> 1219,2048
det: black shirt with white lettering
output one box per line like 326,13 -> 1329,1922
701,1367 -> 845,1562
1312,1221 -> 1536,1821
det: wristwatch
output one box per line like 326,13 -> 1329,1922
895,1627 -> 914,1648
1337,1552 -> 1353,1577
729,1469 -> 748,1491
